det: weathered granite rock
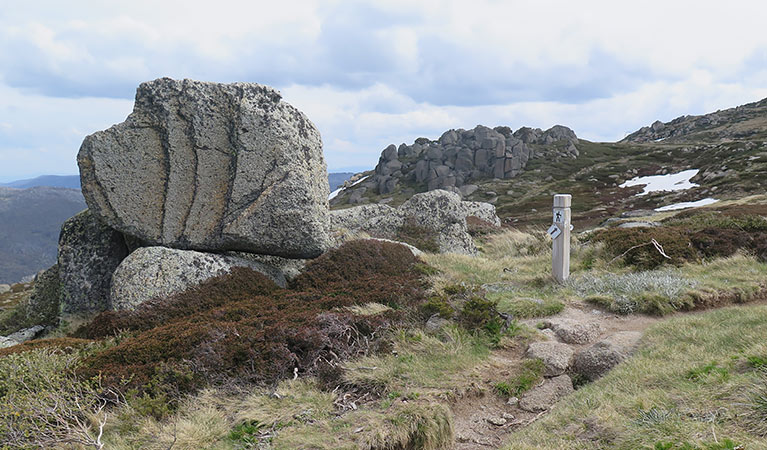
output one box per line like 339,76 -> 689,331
58,209 -> 129,313
543,318 -> 603,344
0,284 -> 10,294
110,246 -> 287,310
7,325 -> 44,343
462,201 -> 502,226
226,252 -> 307,281
518,374 -> 574,412
0,326 -> 45,349
573,331 -> 643,381
333,124 -> 579,205
24,265 -> 60,326
0,336 -> 16,349
330,190 -> 497,254
526,341 -> 575,377
79,78 -> 330,258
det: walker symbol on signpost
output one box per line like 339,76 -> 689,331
551,195 -> 572,283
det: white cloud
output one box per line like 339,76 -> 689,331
1,0 -> 767,176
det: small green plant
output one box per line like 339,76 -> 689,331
747,356 -> 767,369
686,362 -> 730,382
634,407 -> 676,427
228,421 -> 262,446
654,439 -> 742,449
495,359 -> 545,398
494,381 -> 513,397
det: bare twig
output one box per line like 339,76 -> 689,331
608,238 -> 672,265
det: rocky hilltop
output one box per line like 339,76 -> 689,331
331,124 -> 579,205
622,97 -> 767,143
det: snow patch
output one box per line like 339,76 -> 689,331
620,169 -> 699,196
654,198 -> 719,212
328,175 -> 370,200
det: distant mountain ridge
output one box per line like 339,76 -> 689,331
2,173 -> 354,192
1,175 -> 81,190
0,186 -> 86,284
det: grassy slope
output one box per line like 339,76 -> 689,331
506,304 -> 767,449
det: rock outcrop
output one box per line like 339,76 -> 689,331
58,210 -> 129,313
78,78 -> 331,259
332,124 -> 578,204
331,190 -> 499,254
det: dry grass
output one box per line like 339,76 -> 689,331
343,326 -> 490,393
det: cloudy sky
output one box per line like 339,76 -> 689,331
1,0 -> 767,182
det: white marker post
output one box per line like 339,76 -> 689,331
549,194 -> 571,283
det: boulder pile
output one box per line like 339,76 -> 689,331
17,78 -> 332,320
331,190 -> 500,255
12,77 -> 499,338
332,124 -> 579,205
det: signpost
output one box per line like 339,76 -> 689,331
550,194 -> 571,283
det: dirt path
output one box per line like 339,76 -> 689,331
450,301 -> 662,449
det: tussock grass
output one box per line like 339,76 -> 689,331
504,305 -> 767,449
344,326 -> 490,392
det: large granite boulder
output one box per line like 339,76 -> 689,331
110,246 -> 287,310
58,209 -> 129,313
78,78 -> 330,259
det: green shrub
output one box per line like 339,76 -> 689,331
747,356 -> 767,369
420,296 -> 455,319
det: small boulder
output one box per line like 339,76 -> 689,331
425,314 -> 452,332
0,284 -> 10,294
330,190 -> 499,255
543,318 -> 602,344
110,247 -> 286,310
526,341 -> 575,377
518,375 -> 574,412
573,331 -> 642,381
